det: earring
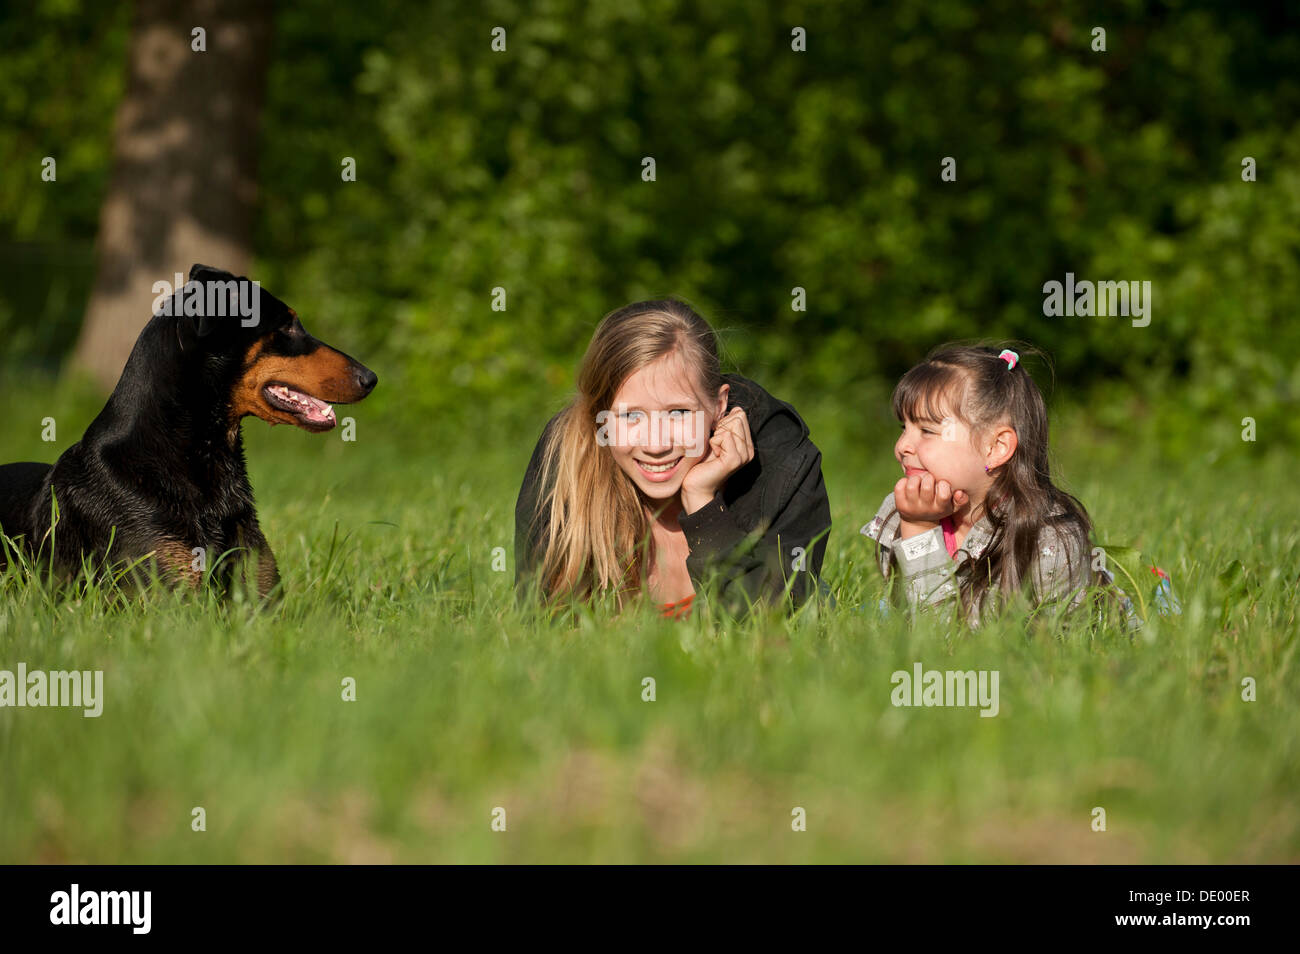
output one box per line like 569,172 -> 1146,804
984,465 -> 991,474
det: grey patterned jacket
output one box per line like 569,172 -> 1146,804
860,491 -> 1128,627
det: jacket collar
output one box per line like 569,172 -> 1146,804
723,373 -> 811,443
861,492 -> 1068,561
942,494 -> 1071,560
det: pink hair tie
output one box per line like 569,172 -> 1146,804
997,349 -> 1019,370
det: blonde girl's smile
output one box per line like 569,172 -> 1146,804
634,455 -> 683,481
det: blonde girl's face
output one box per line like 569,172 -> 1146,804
602,354 -> 728,503
893,402 -> 990,503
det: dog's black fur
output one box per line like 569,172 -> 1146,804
0,264 -> 376,597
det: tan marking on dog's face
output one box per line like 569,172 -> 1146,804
229,337 -> 370,431
230,340 -> 274,423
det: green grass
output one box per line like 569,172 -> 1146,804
0,380 -> 1296,863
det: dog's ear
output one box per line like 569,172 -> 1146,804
189,263 -> 227,283
174,266 -> 219,347
176,312 -> 216,351
185,265 -> 237,336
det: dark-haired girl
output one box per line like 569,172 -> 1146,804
862,344 -> 1115,626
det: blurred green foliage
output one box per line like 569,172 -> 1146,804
0,0 -> 126,372
1,0 -> 1297,453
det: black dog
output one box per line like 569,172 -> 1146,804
0,264 -> 376,597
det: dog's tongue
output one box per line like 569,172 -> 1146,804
299,393 -> 335,426
270,384 -> 335,426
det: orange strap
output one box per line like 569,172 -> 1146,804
659,593 -> 695,619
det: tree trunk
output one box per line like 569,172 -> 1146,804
70,0 -> 272,392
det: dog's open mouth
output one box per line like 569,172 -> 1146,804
263,383 -> 337,431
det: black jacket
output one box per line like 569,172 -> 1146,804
514,373 -> 832,612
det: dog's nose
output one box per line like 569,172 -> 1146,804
355,365 -> 378,396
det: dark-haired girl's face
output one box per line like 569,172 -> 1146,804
894,408 -> 991,511
601,354 -> 727,504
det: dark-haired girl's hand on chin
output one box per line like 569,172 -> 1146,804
680,407 -> 754,515
895,472 -> 969,538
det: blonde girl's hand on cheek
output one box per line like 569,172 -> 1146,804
681,407 -> 754,514
894,472 -> 968,537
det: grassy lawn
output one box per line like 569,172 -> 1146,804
0,380 -> 1295,863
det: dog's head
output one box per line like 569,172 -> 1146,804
176,264 -> 377,433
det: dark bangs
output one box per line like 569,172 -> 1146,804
891,359 -> 969,426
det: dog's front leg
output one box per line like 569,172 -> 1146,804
253,541 -> 280,602
235,523 -> 280,602
151,538 -> 205,590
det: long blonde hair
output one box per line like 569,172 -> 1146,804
532,299 -> 723,604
